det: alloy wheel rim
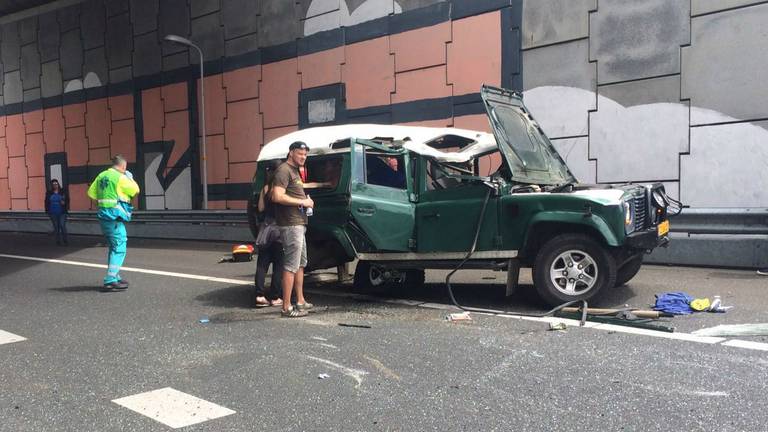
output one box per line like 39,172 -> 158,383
549,250 -> 598,295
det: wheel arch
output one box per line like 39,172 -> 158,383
521,214 -> 620,262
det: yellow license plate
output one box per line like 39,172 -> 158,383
657,220 -> 670,236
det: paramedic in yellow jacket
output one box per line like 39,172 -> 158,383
87,155 -> 140,291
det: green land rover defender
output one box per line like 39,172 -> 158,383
249,85 -> 674,306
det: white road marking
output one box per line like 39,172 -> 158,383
112,387 -> 235,429
2,253 -> 764,352
0,329 -> 27,345
721,339 -> 768,351
306,355 -> 368,388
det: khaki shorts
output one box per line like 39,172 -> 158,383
279,225 -> 308,273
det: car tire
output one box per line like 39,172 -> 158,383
247,194 -> 259,240
615,255 -> 643,287
532,234 -> 617,306
404,269 -> 426,290
353,261 -> 386,292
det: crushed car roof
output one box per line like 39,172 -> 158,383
257,124 -> 499,163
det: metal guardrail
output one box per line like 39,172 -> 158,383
668,208 -> 768,235
0,210 -> 249,225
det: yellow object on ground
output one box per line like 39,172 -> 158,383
690,298 -> 711,311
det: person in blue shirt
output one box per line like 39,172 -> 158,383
45,179 -> 69,245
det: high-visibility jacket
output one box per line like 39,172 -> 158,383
87,168 -> 140,221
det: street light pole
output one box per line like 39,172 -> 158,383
163,35 -> 207,210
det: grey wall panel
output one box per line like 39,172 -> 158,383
521,39 -> 595,138
191,0 -> 221,18
57,4 -> 80,32
106,13 -> 134,69
81,0 -> 106,50
521,0 -> 594,49
225,33 -> 259,57
109,66 -> 132,84
3,71 -> 23,104
682,4 -> 768,125
681,121 -> 768,207
159,0 -> 191,56
590,0 -> 690,84
399,0 -> 447,12
83,47 -> 107,86
162,51 -> 189,71
692,0 -> 766,15
20,44 -> 41,90
38,12 -> 60,63
190,10 -> 225,61
23,88 -> 41,102
105,0 -> 129,16
130,0 -> 159,35
60,30 -> 83,81
41,60 -> 63,98
1,23 -> 20,71
222,0 -> 260,40
18,17 -> 37,45
259,0 -> 300,47
590,76 -> 688,183
598,74 -> 680,107
133,31 -> 162,77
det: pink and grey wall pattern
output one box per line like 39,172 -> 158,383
0,0 -> 520,211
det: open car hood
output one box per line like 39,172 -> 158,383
481,85 -> 576,185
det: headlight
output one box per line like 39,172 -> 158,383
652,189 -> 668,208
624,201 -> 634,231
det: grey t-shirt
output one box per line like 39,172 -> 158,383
272,162 -> 307,226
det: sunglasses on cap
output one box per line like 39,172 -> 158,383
289,141 -> 310,151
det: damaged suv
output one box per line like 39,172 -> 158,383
248,86 -> 675,306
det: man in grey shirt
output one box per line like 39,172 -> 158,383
271,141 -> 315,317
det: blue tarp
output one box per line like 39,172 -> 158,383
653,292 -> 695,315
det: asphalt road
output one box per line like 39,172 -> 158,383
1,232 -> 767,431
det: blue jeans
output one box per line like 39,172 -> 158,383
99,219 -> 127,284
49,213 -> 67,244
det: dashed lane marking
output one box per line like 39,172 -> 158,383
1,253 -> 764,352
0,329 -> 26,345
112,387 -> 236,429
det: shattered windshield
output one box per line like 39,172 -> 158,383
487,101 -> 575,185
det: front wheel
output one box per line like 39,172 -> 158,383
353,261 -> 421,292
615,255 -> 643,286
532,234 -> 617,306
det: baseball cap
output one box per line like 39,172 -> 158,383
289,141 -> 310,151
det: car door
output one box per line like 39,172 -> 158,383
415,157 -> 500,253
348,139 -> 415,252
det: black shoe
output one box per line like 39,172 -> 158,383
757,268 -> 768,276
100,282 -> 120,292
115,280 -> 129,290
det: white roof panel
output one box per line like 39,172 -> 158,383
257,124 -> 498,163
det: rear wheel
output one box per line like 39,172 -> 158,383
615,255 -> 643,286
532,234 -> 616,306
353,261 -> 423,292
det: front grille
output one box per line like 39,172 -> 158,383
634,194 -> 649,231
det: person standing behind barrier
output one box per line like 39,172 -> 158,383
254,162 -> 284,308
45,179 -> 69,245
271,141 -> 314,318
87,155 -> 140,291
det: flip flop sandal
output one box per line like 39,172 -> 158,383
255,298 -> 271,308
270,299 -> 284,307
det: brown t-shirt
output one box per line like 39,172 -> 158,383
272,162 -> 307,226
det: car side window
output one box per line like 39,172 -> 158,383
426,160 -> 472,191
365,152 -> 407,190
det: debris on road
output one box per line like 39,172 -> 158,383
549,322 -> 567,331
318,373 -> 331,380
692,324 -> 768,337
654,292 -> 732,315
198,316 -> 210,324
445,312 -> 472,322
338,323 -> 372,329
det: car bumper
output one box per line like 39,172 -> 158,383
625,228 -> 670,250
